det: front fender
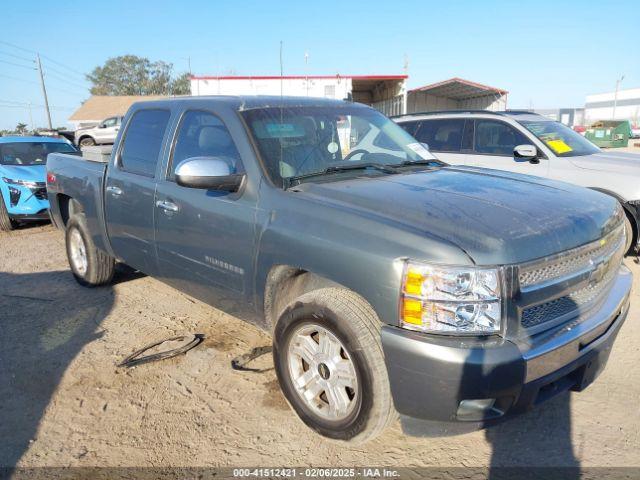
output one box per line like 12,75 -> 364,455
252,190 -> 473,327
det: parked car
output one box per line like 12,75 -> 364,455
631,125 -> 640,139
394,110 -> 640,253
74,116 -> 123,147
0,136 -> 77,231
47,97 -> 631,443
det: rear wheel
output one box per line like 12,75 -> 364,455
66,214 -> 115,286
273,288 -> 396,443
0,197 -> 15,231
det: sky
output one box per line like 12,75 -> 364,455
0,0 -> 638,130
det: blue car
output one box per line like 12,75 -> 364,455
0,136 -> 77,231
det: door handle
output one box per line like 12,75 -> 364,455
156,200 -> 179,213
106,185 -> 123,197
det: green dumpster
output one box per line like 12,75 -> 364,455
585,120 -> 632,148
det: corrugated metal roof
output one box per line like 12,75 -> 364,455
409,77 -> 508,98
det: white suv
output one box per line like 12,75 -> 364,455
394,110 -> 640,253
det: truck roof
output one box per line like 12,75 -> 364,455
0,135 -> 71,144
130,95 -> 364,111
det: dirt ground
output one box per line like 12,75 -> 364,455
1,224 -> 639,469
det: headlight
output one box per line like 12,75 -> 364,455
400,261 -> 502,335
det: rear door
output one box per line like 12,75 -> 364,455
401,118 -> 470,165
154,108 -> 257,314
467,119 -> 549,177
105,108 -> 172,275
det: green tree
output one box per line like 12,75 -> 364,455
15,123 -> 28,134
86,55 -> 190,96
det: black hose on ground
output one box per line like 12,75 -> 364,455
118,334 -> 205,368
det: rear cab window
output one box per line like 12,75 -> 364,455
118,109 -> 171,177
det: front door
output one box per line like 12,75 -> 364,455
468,119 -> 550,177
154,109 -> 256,316
105,108 -> 172,274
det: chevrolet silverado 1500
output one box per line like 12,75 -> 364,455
46,96 -> 632,443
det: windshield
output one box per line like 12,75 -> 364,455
0,141 -> 77,166
241,105 -> 440,186
519,120 -> 600,157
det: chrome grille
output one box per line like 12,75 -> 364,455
521,257 -> 621,328
518,223 -> 626,330
519,225 -> 625,289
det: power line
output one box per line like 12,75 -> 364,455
0,58 -> 36,70
0,73 -> 39,86
0,49 -> 35,63
0,73 -> 83,96
43,68 -> 88,89
40,54 -> 87,79
41,61 -> 88,84
0,40 -> 35,54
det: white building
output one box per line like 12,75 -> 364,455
190,74 -> 408,116
585,87 -> 640,125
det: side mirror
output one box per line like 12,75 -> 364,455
175,157 -> 244,192
514,144 -> 539,163
98,124 -> 106,129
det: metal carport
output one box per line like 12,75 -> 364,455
407,77 -> 508,113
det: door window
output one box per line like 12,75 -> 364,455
474,119 -> 529,156
102,117 -> 117,128
119,109 -> 171,177
411,119 -> 465,152
170,110 -> 242,177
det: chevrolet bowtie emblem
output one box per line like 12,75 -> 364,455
588,258 -> 608,286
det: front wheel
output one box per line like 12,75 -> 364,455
624,213 -> 635,254
273,288 -> 396,443
0,197 -> 15,231
66,214 -> 115,287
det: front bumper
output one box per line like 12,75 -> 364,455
2,184 -> 50,221
381,266 -> 632,423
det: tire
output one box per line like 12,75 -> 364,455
273,287 -> 396,443
65,213 -> 115,287
0,196 -> 15,231
79,136 -> 95,147
623,213 -> 635,254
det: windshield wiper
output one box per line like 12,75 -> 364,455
397,158 -> 446,167
284,163 -> 398,189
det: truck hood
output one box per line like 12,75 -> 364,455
0,164 -> 46,183
569,151 -> 640,175
296,166 -> 619,265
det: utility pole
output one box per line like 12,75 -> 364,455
36,54 -> 53,130
613,75 -> 625,120
27,102 -> 34,131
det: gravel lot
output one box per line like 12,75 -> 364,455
1,224 -> 639,469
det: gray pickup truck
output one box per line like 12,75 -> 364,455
47,96 -> 632,443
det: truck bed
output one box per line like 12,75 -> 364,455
47,152 -> 112,255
